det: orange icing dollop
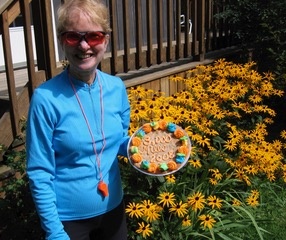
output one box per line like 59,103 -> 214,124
167,160 -> 178,170
174,128 -> 185,138
142,123 -> 153,133
131,137 -> 142,146
131,153 -> 143,163
158,120 -> 168,130
147,162 -> 158,173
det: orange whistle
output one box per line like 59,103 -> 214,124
98,181 -> 109,197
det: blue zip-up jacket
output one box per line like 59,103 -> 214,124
26,69 -> 130,240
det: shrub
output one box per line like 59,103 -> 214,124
121,59 -> 286,239
0,147 -> 44,239
215,0 -> 286,90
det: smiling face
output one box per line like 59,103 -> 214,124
61,10 -> 109,84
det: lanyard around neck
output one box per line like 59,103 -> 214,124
68,72 -> 106,184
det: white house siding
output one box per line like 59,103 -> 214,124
0,1 -> 60,72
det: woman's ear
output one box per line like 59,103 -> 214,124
104,34 -> 110,46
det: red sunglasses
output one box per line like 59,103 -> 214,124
60,31 -> 107,47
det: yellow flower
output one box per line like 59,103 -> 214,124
244,165 -> 258,175
196,135 -> 211,147
165,174 -> 176,183
157,192 -> 176,207
182,215 -> 192,227
169,201 -> 188,218
140,200 -> 156,216
125,202 -> 144,218
207,195 -> 223,209
224,139 -> 238,151
171,76 -> 184,82
281,130 -> 286,140
136,222 -> 153,238
128,86 -> 154,99
189,159 -> 202,168
246,195 -> 259,207
130,108 -> 148,122
272,140 -> 283,151
234,168 -> 246,182
209,168 -> 223,181
250,189 -> 260,198
232,198 -> 242,207
212,109 -> 225,119
198,214 -> 216,229
187,192 -> 206,211
209,178 -> 218,185
145,205 -> 161,222
249,94 -> 263,103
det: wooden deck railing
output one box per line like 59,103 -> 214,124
0,0 -> 235,157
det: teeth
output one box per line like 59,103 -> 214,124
77,54 -> 92,59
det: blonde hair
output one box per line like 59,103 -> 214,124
57,0 -> 111,36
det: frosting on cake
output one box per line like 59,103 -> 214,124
129,121 -> 191,175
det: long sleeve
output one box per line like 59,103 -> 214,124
26,88 -> 70,240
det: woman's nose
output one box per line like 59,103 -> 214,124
78,39 -> 90,49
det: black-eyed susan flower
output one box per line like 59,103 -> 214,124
145,205 -> 161,222
157,192 -> 176,207
246,195 -> 259,207
189,159 -> 202,168
209,168 -> 223,181
232,198 -> 242,207
234,168 -> 245,182
182,215 -> 192,227
249,94 -> 263,103
198,214 -> 216,229
171,75 -> 184,82
165,174 -> 176,183
169,201 -> 188,218
187,192 -> 206,211
140,200 -> 156,216
125,202 -> 144,218
224,139 -> 238,151
136,222 -> 153,238
272,140 -> 283,151
244,165 -> 258,175
209,178 -> 218,186
196,135 -> 211,148
250,189 -> 260,198
207,195 -> 223,209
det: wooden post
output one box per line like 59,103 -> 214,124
175,0 -> 182,59
1,10 -> 20,138
109,0 -> 119,74
194,0 -> 206,61
20,0 -> 36,97
183,0 -> 191,58
166,0 -> 174,61
123,0 -> 131,72
146,0 -> 153,66
156,0 -> 163,64
135,0 -> 144,69
31,0 -> 58,80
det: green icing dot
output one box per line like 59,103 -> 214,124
159,163 -> 168,171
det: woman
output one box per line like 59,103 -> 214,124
26,0 -> 130,239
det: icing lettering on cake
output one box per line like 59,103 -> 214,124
129,121 -> 191,175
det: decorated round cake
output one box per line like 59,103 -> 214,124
127,121 -> 191,176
